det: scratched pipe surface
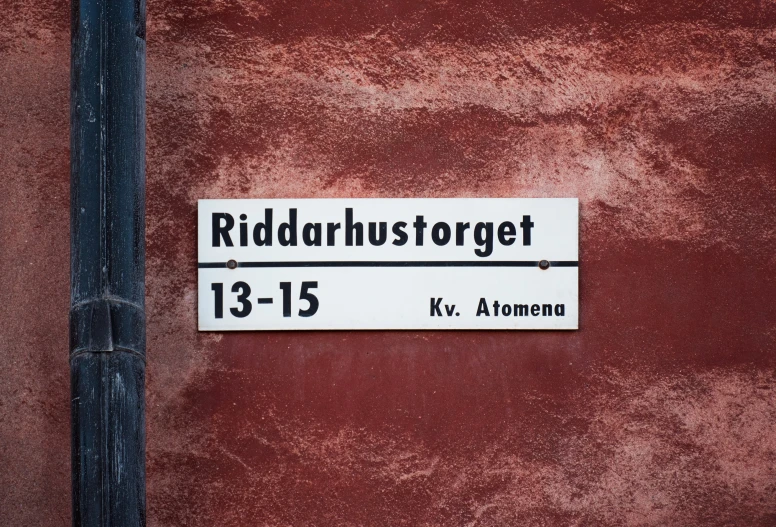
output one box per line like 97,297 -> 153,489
70,0 -> 146,525
2,0 -> 776,525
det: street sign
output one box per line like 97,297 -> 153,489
198,198 -> 578,330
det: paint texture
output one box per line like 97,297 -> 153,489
2,0 -> 776,525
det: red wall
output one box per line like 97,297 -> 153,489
2,0 -> 776,525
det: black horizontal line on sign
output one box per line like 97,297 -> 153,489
198,261 -> 579,268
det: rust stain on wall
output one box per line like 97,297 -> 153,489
1,0 -> 776,525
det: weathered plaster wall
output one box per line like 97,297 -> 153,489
1,0 -> 775,525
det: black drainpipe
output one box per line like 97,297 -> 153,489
70,0 -> 146,524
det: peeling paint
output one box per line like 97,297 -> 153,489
1,0 -> 776,525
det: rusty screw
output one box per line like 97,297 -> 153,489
227,259 -> 238,269
539,259 -> 550,270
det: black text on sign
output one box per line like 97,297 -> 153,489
198,198 -> 578,330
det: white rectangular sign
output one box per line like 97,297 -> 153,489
198,198 -> 578,330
